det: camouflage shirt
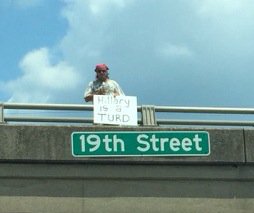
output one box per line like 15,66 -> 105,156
84,79 -> 125,98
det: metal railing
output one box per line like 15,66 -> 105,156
0,103 -> 95,124
155,106 -> 254,126
1,102 -> 254,127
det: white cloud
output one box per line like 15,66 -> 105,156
197,0 -> 241,15
3,0 -> 135,104
157,43 -> 193,59
88,0 -> 127,15
12,0 -> 43,9
4,0 -> 254,107
196,0 -> 254,18
5,48 -> 81,103
62,0 -> 130,19
59,0 -> 134,78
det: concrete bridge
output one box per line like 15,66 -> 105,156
1,103 -> 254,212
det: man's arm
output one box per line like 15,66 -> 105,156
84,81 -> 93,102
84,95 -> 93,102
113,80 -> 125,96
84,87 -> 106,102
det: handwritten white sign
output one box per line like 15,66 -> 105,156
93,95 -> 138,126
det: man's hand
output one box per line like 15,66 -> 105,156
95,87 -> 106,95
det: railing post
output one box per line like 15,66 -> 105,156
141,105 -> 157,126
0,103 -> 4,123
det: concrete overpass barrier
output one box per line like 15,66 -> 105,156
0,124 -> 254,212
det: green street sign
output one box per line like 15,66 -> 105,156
71,131 -> 210,157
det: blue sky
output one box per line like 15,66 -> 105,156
1,0 -> 254,108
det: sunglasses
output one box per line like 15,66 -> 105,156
96,70 -> 107,73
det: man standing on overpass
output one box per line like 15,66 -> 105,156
84,64 -> 125,102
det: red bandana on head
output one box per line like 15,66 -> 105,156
95,64 -> 109,72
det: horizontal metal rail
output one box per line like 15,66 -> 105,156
155,106 -> 254,114
4,116 -> 94,123
3,103 -> 94,111
157,119 -> 254,126
2,102 -> 254,126
4,116 -> 142,124
4,103 -> 254,114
